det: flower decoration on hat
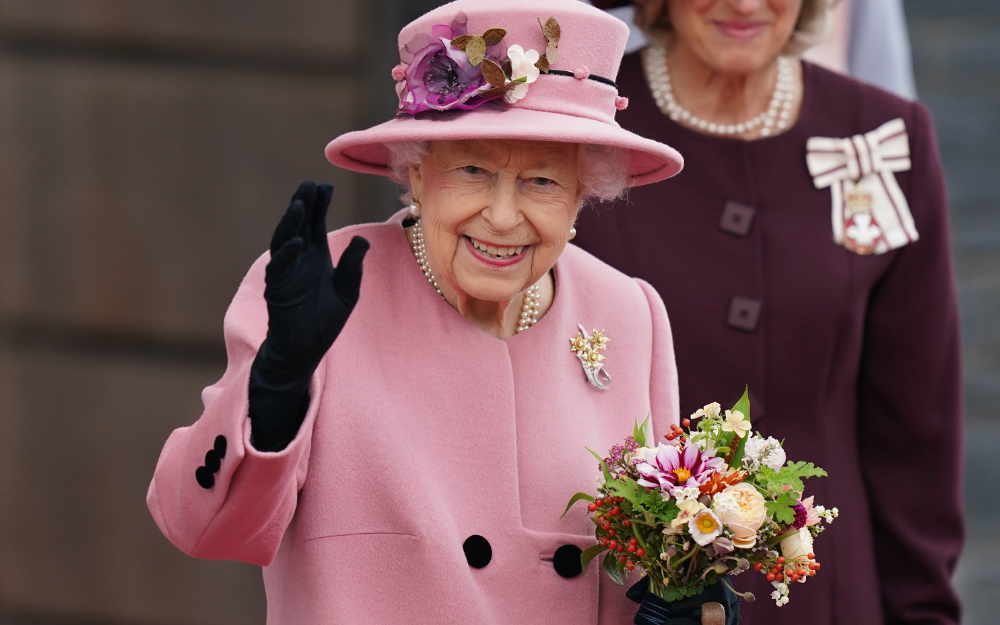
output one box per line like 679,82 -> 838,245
394,13 -> 564,114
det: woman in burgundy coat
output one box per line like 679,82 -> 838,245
576,1 -> 963,624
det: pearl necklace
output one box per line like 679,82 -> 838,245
408,219 -> 541,334
645,44 -> 794,137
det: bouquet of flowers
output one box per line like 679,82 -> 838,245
564,389 -> 838,607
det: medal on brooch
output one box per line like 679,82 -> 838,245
842,181 -> 882,255
570,324 -> 611,390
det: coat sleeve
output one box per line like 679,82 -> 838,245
146,251 -> 324,566
856,101 -> 964,625
636,278 -> 681,443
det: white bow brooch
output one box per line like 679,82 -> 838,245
806,118 -> 918,256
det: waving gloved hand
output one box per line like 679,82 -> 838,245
248,181 -> 369,451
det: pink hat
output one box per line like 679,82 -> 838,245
325,0 -> 683,186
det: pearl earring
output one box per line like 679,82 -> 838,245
569,226 -> 577,239
408,200 -> 421,216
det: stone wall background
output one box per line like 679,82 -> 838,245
0,1 -> 996,624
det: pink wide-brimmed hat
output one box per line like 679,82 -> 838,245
325,0 -> 683,186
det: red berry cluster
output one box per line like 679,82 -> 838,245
664,422 -> 688,443
589,496 -> 645,572
753,553 -> 820,583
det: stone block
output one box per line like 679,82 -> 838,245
0,54 -> 362,344
0,341 -> 265,624
0,0 -> 361,65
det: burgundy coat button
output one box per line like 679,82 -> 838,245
727,297 -> 762,332
719,201 -> 755,237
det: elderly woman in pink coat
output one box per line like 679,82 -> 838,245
147,1 -> 690,622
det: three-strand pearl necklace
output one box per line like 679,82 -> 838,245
408,219 -> 541,334
645,44 -> 794,137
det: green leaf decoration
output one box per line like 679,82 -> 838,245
731,386 -> 751,421
587,447 -> 614,485
602,552 -> 624,585
534,55 -> 550,73
561,492 -> 595,518
482,27 -> 507,47
767,500 -> 797,526
633,415 -> 650,448
466,35 -> 487,66
580,544 -> 608,572
450,35 -> 472,51
480,59 -> 507,87
609,476 -> 639,507
726,387 -> 752,466
730,432 -> 749,468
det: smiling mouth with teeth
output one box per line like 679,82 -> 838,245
468,236 -> 526,260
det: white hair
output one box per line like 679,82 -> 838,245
385,141 -> 629,206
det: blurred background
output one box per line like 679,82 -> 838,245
0,1 -> 996,623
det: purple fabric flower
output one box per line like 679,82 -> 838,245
635,442 -> 725,492
395,14 -> 506,114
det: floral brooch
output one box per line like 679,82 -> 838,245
570,324 -> 611,390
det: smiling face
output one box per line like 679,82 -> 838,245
408,139 -> 582,305
667,0 -> 803,74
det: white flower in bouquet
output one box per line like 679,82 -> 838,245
780,527 -> 815,562
671,498 -> 707,528
626,446 -> 656,465
721,409 -> 751,437
742,434 -> 786,471
691,402 -> 721,420
670,484 -> 701,502
689,509 -> 723,546
712,482 -> 767,549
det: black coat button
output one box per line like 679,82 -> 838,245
463,535 -> 492,569
719,201 -> 755,237
205,449 -> 221,473
195,466 -> 215,489
726,296 -> 762,332
553,544 -> 583,578
214,435 -> 227,458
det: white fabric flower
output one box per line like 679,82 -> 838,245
721,409 -> 751,437
503,44 -> 540,103
507,45 -> 540,83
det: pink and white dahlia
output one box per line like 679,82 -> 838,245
636,441 -> 725,492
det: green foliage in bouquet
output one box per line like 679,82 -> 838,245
563,388 -> 839,607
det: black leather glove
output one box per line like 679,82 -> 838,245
248,181 -> 369,452
627,576 -> 741,625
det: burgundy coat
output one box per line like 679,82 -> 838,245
574,54 -> 964,625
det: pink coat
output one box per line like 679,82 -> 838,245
147,211 -> 679,623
